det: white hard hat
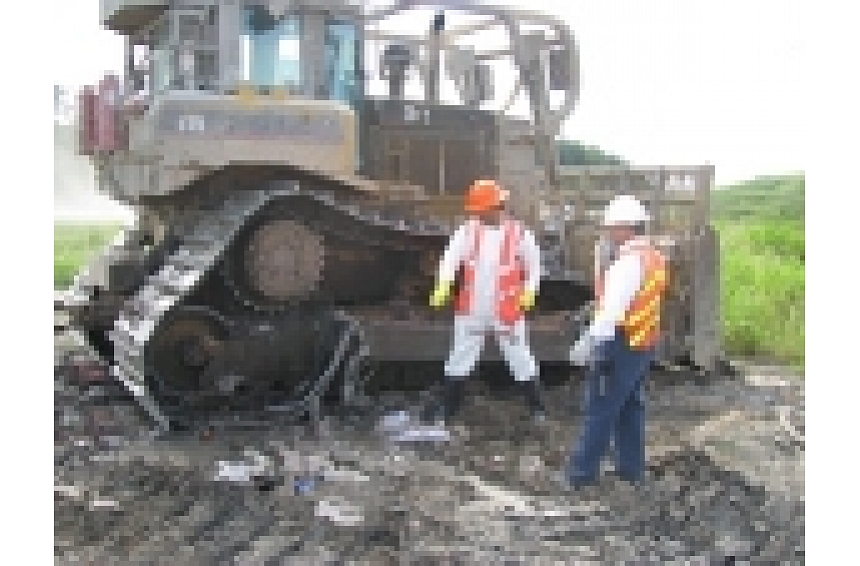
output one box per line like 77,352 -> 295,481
602,194 -> 651,226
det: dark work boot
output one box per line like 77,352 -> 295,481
516,379 -> 547,423
442,378 -> 466,422
424,378 -> 466,424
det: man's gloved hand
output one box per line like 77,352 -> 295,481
570,333 -> 613,367
519,289 -> 536,311
569,333 -> 596,366
429,280 -> 453,308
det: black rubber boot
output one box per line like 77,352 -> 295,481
517,379 -> 547,423
442,378 -> 466,422
423,378 -> 466,424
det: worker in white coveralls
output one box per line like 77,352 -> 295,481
427,179 -> 546,424
563,194 -> 669,488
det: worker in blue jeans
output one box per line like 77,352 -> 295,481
565,195 -> 668,487
570,334 -> 654,484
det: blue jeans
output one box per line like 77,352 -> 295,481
566,333 -> 655,483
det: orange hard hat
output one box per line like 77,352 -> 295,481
465,179 -> 508,213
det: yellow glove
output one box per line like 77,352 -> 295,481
429,280 -> 453,308
519,289 -> 536,311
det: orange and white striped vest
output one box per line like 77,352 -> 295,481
594,239 -> 669,350
454,219 -> 526,326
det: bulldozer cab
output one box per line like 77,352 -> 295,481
120,2 -> 361,105
238,5 -> 360,105
100,1 -> 579,203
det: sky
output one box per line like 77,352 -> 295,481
52,0 -> 806,187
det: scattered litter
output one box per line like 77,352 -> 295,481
377,410 -> 451,443
55,485 -> 83,499
390,426 -> 451,443
322,468 -> 371,483
244,448 -> 271,468
745,373 -> 789,388
519,454 -> 543,477
378,410 -> 412,433
293,474 -> 322,495
214,461 -> 258,483
213,449 -> 269,483
460,472 -> 535,515
55,324 -> 804,564
316,497 -> 364,526
89,499 -> 119,510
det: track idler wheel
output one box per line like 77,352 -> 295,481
144,306 -> 233,410
225,212 -> 326,311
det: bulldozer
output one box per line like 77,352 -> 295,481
60,0 -> 722,431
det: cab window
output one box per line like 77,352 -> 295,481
325,19 -> 358,106
241,6 -> 302,91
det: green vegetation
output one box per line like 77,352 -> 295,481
54,223 -> 123,289
713,174 -> 805,367
711,174 -> 805,224
557,140 -> 627,166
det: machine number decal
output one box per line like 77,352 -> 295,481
177,115 -> 206,132
161,108 -> 342,142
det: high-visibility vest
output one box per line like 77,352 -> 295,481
594,240 -> 669,350
454,219 -> 526,325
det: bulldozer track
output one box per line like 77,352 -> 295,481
110,187 -> 280,423
104,172 -> 455,431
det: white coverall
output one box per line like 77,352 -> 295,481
436,220 -> 543,382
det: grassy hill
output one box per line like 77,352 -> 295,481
557,140 -> 628,166
712,174 -> 805,225
713,174 -> 805,367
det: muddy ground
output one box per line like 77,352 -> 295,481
54,324 -> 804,565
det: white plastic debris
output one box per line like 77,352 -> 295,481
214,461 -> 256,483
518,454 -> 543,477
55,485 -> 83,499
745,372 -> 789,388
391,426 -> 451,443
378,410 -> 412,433
315,497 -> 364,526
89,499 -> 119,510
378,410 -> 450,443
322,468 -> 371,483
213,449 -> 269,483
